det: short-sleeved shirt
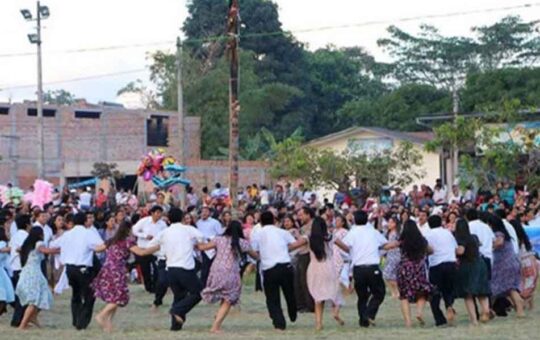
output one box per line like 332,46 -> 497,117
343,225 -> 387,266
469,220 -> 495,260
149,223 -> 203,270
53,225 -> 104,267
424,227 -> 458,267
251,225 -> 295,270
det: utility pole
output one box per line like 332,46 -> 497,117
227,0 -> 240,208
451,88 -> 460,188
176,37 -> 186,208
36,1 -> 45,179
21,2 -> 50,180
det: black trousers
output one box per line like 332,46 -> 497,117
10,270 -> 27,327
66,265 -> 96,330
294,253 -> 314,312
167,267 -> 202,331
154,259 -> 169,307
353,265 -> 385,327
429,262 -> 457,326
263,263 -> 297,330
200,252 -> 213,287
136,254 -> 157,293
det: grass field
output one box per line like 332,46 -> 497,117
0,277 -> 538,339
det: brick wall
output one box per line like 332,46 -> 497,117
0,103 -> 268,190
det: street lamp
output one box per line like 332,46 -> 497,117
20,1 -> 50,180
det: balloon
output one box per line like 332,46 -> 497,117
143,170 -> 153,181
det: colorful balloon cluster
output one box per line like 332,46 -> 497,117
137,149 -> 190,189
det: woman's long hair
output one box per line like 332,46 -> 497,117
310,217 -> 332,261
20,227 -> 44,267
487,214 -> 511,241
224,220 -> 246,262
105,221 -> 133,247
399,220 -> 427,261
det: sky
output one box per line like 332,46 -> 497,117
0,0 -> 539,103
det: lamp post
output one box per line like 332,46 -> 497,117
21,1 -> 50,180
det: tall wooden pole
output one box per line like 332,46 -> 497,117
227,0 -> 240,208
176,37 -> 186,208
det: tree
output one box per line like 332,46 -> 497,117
91,162 -> 124,181
427,101 -> 540,190
461,67 -> 540,112
116,79 -> 159,109
473,16 -> 540,70
337,84 -> 451,131
43,89 -> 76,105
269,136 -> 425,194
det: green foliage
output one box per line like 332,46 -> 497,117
473,16 -> 540,70
269,137 -> 425,194
378,24 -> 479,92
462,68 -> 540,112
91,162 -> 124,180
43,89 -> 76,105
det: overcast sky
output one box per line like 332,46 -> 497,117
0,0 -> 538,103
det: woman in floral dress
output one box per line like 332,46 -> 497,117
200,221 -> 257,333
0,228 -> 15,315
383,216 -> 401,298
91,221 -> 146,332
397,220 -> 432,327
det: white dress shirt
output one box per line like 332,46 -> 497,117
342,225 -> 388,266
132,216 -> 168,248
469,219 -> 496,260
251,225 -> 295,271
424,227 -> 458,267
33,222 -> 53,247
503,219 -> 519,255
196,217 -> 224,259
79,192 -> 92,208
418,223 -> 431,237
51,225 -> 104,266
148,223 -> 203,270
9,229 -> 29,272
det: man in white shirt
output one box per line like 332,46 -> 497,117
132,206 -> 167,293
251,211 -> 306,330
433,184 -> 447,206
140,208 -> 205,331
425,215 -> 458,327
295,206 -> 315,312
9,214 -> 31,327
335,211 -> 398,328
466,209 -> 495,278
416,209 -> 430,236
195,206 -> 224,286
78,188 -> 93,211
52,212 -> 104,330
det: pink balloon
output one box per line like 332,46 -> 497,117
143,170 -> 153,181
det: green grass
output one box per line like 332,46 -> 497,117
1,278 -> 538,339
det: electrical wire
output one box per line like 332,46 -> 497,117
0,1 -> 537,59
0,1 -> 538,91
0,69 -> 147,91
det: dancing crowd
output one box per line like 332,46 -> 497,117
0,178 -> 538,332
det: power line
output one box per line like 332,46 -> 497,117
0,69 -> 147,91
0,2 -> 538,59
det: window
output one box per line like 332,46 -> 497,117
75,110 -> 101,119
146,115 -> 169,147
0,107 -> 9,115
27,108 -> 56,117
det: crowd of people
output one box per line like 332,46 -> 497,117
0,178 -> 539,333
